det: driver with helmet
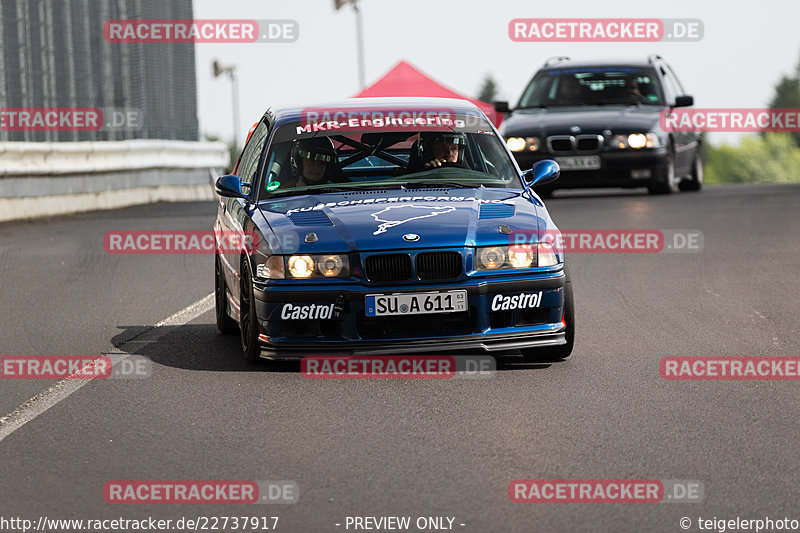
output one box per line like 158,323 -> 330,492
290,137 -> 338,187
420,132 -> 468,169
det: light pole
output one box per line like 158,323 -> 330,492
334,0 -> 365,90
212,60 -> 241,156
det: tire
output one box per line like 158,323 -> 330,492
679,152 -> 703,192
521,267 -> 575,362
238,260 -> 262,364
215,255 -> 238,335
648,146 -> 677,195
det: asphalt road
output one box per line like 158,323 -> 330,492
1,184 -> 799,532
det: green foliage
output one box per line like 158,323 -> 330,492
704,133 -> 800,184
477,74 -> 498,103
766,52 -> 800,147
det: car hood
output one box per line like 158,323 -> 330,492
258,188 -> 543,253
500,105 -> 662,136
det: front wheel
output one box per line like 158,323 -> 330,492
679,152 -> 703,192
648,149 -> 677,195
521,268 -> 574,362
239,261 -> 261,364
215,256 -> 238,335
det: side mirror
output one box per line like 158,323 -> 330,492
215,175 -> 247,198
673,95 -> 694,108
522,160 -> 560,188
494,101 -> 510,113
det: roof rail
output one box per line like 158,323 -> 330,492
543,56 -> 571,67
647,54 -> 663,64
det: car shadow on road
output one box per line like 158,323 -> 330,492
110,323 -> 561,374
110,323 -> 301,373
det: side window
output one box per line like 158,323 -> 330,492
660,66 -> 683,105
237,122 -> 269,188
666,65 -> 687,95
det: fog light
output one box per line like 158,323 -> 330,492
631,169 -> 652,179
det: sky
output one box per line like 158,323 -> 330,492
193,0 -> 799,147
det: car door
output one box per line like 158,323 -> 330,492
660,64 -> 695,173
221,120 -> 270,307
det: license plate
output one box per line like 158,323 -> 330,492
555,155 -> 601,170
365,290 -> 467,317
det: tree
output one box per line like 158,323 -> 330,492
767,51 -> 800,147
477,74 -> 499,103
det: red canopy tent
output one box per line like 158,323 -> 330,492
353,60 -> 500,127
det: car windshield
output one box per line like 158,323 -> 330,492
517,66 -> 665,108
257,111 -> 521,199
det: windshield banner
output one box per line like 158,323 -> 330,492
298,107 -> 489,135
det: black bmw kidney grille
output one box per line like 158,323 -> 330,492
415,251 -> 462,280
576,136 -> 601,151
364,253 -> 412,282
549,138 -> 573,153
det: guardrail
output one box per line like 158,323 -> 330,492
0,139 -> 229,176
0,140 -> 229,222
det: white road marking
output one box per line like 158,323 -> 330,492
0,293 -> 215,442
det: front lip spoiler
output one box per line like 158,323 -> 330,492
257,328 -> 566,359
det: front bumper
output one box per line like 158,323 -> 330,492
514,149 -> 669,189
252,270 -> 566,358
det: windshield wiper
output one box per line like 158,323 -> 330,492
403,181 -> 475,189
269,184 -> 409,198
267,185 -> 352,198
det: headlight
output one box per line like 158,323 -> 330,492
611,132 -> 660,149
256,256 -> 284,280
318,255 -> 344,277
476,244 -> 560,270
288,255 -> 315,278
506,137 -> 526,152
277,254 -> 350,279
477,246 -> 506,269
627,133 -> 647,149
524,137 -> 541,151
536,243 -> 558,267
508,244 -> 535,268
644,133 -> 660,148
506,137 -> 541,152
